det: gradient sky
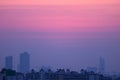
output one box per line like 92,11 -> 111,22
0,0 -> 119,5
0,0 -> 120,73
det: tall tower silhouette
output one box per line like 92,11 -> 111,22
5,56 -> 13,69
99,57 -> 105,74
19,52 -> 30,73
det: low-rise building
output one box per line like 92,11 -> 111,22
0,73 -> 3,80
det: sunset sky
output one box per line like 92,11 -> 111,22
0,0 -> 120,73
0,0 -> 119,5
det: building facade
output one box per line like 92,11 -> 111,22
20,52 -> 30,73
99,57 -> 105,74
5,56 -> 13,70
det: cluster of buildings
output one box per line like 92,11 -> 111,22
5,52 -> 30,73
4,52 -> 105,74
2,52 -> 120,80
0,68 -> 113,80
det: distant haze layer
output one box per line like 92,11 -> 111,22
0,0 -> 120,73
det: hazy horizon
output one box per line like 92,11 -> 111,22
0,0 -> 120,73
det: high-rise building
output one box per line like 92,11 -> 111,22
99,57 -> 105,74
5,56 -> 13,69
19,52 -> 30,73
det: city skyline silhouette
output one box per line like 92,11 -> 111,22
1,53 -> 119,80
3,52 -> 106,74
0,0 -> 120,76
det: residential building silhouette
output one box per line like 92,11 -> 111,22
0,68 -> 113,80
0,54 -> 118,80
5,56 -> 13,70
19,52 -> 30,73
87,67 -> 97,73
99,57 -> 105,74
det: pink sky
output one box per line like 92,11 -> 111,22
0,5 -> 120,33
0,0 -> 120,33
0,0 -> 119,35
0,0 -> 119,5
0,0 -> 120,72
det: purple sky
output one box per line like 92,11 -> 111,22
0,4 -> 120,73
